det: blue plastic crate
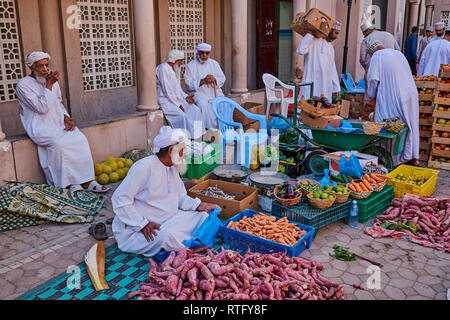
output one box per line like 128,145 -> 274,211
219,209 -> 315,256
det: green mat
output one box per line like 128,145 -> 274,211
0,182 -> 105,232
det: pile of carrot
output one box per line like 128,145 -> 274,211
348,173 -> 392,193
227,213 -> 307,246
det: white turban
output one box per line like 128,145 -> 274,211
332,21 -> 342,31
367,40 -> 383,55
426,26 -> 434,32
195,43 -> 212,55
25,51 -> 51,68
360,20 -> 375,33
153,126 -> 188,154
435,21 -> 445,30
167,50 -> 185,63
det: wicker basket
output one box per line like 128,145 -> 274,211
349,189 -> 372,199
274,186 -> 302,207
371,181 -> 386,192
383,122 -> 404,134
307,192 -> 335,209
362,121 -> 384,135
297,179 -> 322,198
327,185 -> 350,204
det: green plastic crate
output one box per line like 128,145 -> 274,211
272,199 -> 351,238
355,185 -> 394,223
182,143 -> 223,180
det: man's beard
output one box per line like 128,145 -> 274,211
174,64 -> 182,82
171,143 -> 188,175
32,70 -> 49,85
197,56 -> 208,64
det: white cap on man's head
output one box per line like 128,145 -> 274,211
167,50 -> 184,63
195,43 -> 212,54
332,21 -> 342,31
435,21 -> 445,30
426,26 -> 434,32
360,20 -> 375,33
367,40 -> 383,55
25,51 -> 51,68
153,126 -> 188,154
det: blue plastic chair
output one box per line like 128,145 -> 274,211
341,73 -> 365,94
212,97 -> 268,168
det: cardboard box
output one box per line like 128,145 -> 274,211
299,112 -> 343,129
188,180 -> 258,220
233,102 -> 265,126
340,100 -> 350,119
243,120 -> 261,132
322,151 -> 378,176
345,93 -> 364,102
291,8 -> 334,39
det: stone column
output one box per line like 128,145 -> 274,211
290,0 -> 306,83
408,0 -> 420,34
0,121 -> 5,142
425,0 -> 434,28
230,0 -> 248,94
133,0 -> 159,111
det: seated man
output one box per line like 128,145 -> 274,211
111,126 -> 218,257
15,51 -> 108,193
184,43 -> 226,130
156,50 -> 205,140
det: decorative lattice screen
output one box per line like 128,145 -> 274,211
78,0 -> 134,92
168,0 -> 204,75
0,0 -> 23,102
442,11 -> 449,29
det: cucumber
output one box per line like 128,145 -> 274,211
342,174 -> 348,184
330,174 -> 339,182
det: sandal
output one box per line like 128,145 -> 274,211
88,222 -> 108,241
85,180 -> 110,193
69,184 -> 85,193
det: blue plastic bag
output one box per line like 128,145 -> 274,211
318,169 -> 337,186
339,154 -> 364,179
268,116 -> 291,134
185,207 -> 221,248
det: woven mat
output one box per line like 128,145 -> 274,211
17,237 -> 238,300
0,182 -> 104,232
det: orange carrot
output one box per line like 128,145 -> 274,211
359,182 -> 368,192
370,174 -> 384,182
362,179 -> 373,191
348,184 -> 357,192
354,183 -> 363,192
374,174 -> 392,180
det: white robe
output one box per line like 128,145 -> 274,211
417,39 -> 450,76
184,58 -> 226,130
366,49 -> 420,163
296,33 -> 340,102
16,76 -> 95,188
156,62 -> 205,139
111,155 -> 208,257
417,36 -> 432,61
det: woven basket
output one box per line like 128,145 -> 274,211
297,179 -> 322,198
349,189 -> 372,199
274,186 -> 302,207
362,121 -> 384,135
327,185 -> 350,204
371,180 -> 386,192
384,122 -> 404,134
307,192 -> 335,209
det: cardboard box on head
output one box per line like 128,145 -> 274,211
291,8 -> 334,39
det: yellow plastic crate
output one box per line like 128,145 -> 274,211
386,165 -> 439,198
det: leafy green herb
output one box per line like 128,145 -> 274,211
329,245 -> 356,261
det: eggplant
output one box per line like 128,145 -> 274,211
287,184 -> 294,198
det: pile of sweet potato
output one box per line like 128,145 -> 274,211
128,246 -> 346,300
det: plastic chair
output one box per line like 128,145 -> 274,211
262,73 -> 296,120
341,73 -> 365,94
212,97 -> 268,168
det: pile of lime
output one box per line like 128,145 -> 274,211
310,191 -> 334,200
324,185 -> 349,194
94,157 -> 134,185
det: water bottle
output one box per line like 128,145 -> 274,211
349,200 -> 358,228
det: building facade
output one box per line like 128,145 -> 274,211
0,0 -> 448,183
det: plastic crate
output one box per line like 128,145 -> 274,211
220,210 -> 315,256
272,199 -> 351,237
356,185 -> 394,223
278,160 -> 306,178
182,143 -> 223,180
386,165 -> 439,198
279,144 -> 306,163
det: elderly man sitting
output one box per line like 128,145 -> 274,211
184,43 -> 226,130
111,126 -> 218,257
15,52 -> 108,193
156,50 -> 205,140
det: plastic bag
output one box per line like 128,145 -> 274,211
318,169 -> 337,186
268,116 -> 291,135
339,154 -> 364,179
189,207 -> 222,248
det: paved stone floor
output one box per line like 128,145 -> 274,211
1,168 -> 449,300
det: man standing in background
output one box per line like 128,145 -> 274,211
404,26 -> 419,76
432,21 -> 446,41
417,26 -> 434,62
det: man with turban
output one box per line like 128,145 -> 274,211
418,28 -> 450,77
359,21 -> 401,105
15,52 -> 108,193
365,41 -> 420,166
156,50 -> 205,140
111,126 -> 218,256
296,21 -> 341,102
184,43 -> 226,130
432,21 -> 446,41
417,26 -> 434,62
